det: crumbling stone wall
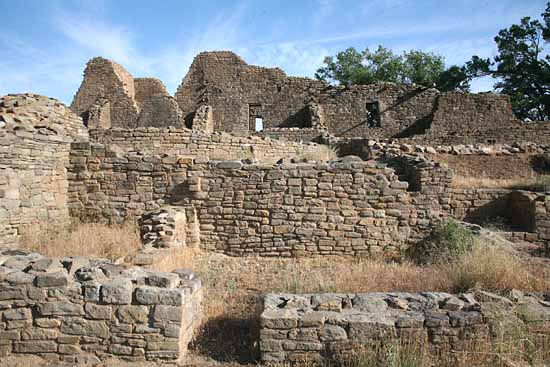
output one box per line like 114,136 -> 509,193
71,58 -> 184,129
260,291 -> 550,364
0,250 -> 202,363
175,51 -> 323,136
71,57 -> 139,128
0,94 -> 87,247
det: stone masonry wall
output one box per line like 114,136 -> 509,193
0,94 -> 87,247
175,51 -> 322,136
316,84 -> 440,139
0,250 -> 201,363
71,57 -> 139,128
68,147 -> 433,257
260,291 -> 550,364
88,128 -> 327,164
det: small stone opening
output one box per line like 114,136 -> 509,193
366,101 -> 381,128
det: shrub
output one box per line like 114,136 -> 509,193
410,220 -> 474,264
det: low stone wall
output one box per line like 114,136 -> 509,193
260,291 -> 550,364
0,250 -> 201,363
88,128 -> 325,164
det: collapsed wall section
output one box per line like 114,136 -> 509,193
0,94 -> 87,247
0,251 -> 201,362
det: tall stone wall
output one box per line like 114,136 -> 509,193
430,92 -> 517,136
316,84 -> 440,139
0,94 -> 87,247
71,58 -> 139,128
70,53 -> 530,144
175,51 -> 323,136
0,250 -> 202,363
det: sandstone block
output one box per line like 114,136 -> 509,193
101,278 -> 133,304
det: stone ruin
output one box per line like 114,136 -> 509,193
71,51 -> 550,145
1,51 -> 550,365
0,250 -> 201,363
260,290 -> 550,364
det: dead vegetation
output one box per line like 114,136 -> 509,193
150,243 -> 549,366
15,222 -> 550,366
19,221 -> 141,262
452,174 -> 550,191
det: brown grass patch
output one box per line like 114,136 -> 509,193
19,221 -> 141,262
452,174 -> 550,191
149,243 -> 548,365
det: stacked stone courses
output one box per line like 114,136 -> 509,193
260,291 -> 550,364
0,94 -> 88,247
0,250 -> 202,363
69,51 -> 540,145
88,127 -> 326,163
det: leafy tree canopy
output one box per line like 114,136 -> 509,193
315,46 -> 463,91
463,2 -> 550,121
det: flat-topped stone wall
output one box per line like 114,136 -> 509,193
88,128 -> 326,164
0,250 -> 202,363
260,291 -> 550,364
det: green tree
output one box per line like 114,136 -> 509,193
315,46 -> 455,90
465,2 -> 550,120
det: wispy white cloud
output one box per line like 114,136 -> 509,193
54,11 -> 138,67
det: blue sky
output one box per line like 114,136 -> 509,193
1,0 -> 547,104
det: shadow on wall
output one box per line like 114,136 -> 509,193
464,193 -> 536,232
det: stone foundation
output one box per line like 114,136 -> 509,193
260,291 -> 550,364
0,251 -> 201,363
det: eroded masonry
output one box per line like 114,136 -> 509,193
2,51 -> 550,364
72,51 -> 550,144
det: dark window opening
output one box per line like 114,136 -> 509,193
366,102 -> 381,128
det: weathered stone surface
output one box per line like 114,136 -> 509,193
60,318 -> 109,339
101,278 -> 133,304
35,270 -> 69,287
37,302 -> 84,317
116,305 -> 149,323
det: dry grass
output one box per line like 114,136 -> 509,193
149,243 -> 549,366
19,221 -> 141,262
448,241 -> 548,293
15,222 -> 550,366
452,174 -> 550,191
297,144 -> 339,162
